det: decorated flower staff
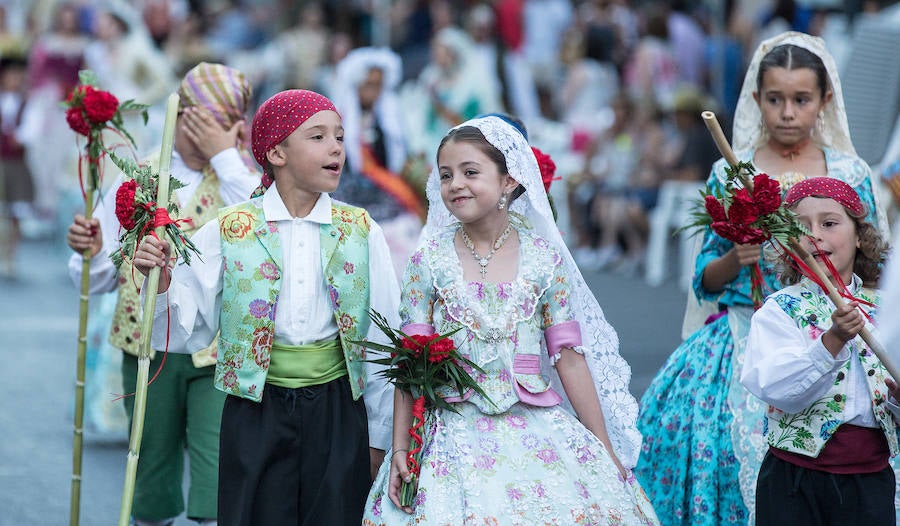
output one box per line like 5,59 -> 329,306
66,62 -> 261,526
62,70 -> 146,526
701,111 -> 898,382
116,92 -> 183,526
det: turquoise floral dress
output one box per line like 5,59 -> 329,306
363,225 -> 658,526
634,147 -> 881,526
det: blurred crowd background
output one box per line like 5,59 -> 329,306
1,0 -> 899,285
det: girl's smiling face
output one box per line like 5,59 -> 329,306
792,196 -> 859,284
438,139 -> 517,226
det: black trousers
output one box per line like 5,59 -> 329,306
218,376 -> 370,526
756,452 -> 896,526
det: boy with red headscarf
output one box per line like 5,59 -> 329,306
133,89 -> 399,525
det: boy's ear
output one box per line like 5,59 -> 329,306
266,144 -> 286,167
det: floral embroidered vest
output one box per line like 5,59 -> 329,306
215,198 -> 373,402
764,279 -> 898,457
109,162 -> 222,368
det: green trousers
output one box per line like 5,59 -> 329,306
122,352 -> 224,521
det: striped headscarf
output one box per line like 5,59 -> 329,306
177,62 -> 256,171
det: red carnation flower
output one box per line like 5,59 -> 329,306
65,107 -> 91,136
712,222 -> 768,245
115,180 -> 139,230
427,337 -> 455,363
83,88 -> 119,125
531,147 -> 557,193
751,173 -> 782,215
728,188 -> 759,225
704,195 -> 727,223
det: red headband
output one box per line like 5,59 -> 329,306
251,89 -> 338,170
784,177 -> 866,217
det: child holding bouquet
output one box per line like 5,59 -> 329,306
742,177 -> 898,524
132,89 -> 400,525
635,31 -> 888,525
362,115 -> 658,525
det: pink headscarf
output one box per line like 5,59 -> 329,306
784,176 -> 867,217
250,89 -> 339,192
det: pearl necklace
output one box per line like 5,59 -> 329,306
459,222 -> 513,280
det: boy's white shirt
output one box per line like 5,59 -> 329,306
143,185 -> 399,450
742,281 -> 900,423
66,148 -> 260,292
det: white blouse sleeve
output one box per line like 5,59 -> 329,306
362,220 -> 401,450
209,148 -> 260,205
879,227 -> 900,372
146,219 -> 224,354
741,297 -> 851,414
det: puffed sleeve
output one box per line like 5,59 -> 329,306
539,251 -> 582,363
399,244 -> 436,335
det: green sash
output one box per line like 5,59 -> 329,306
266,339 -> 347,388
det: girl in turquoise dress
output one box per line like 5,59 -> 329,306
634,31 -> 889,526
363,116 -> 658,525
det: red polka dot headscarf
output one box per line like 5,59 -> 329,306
784,177 -> 867,217
251,89 -> 339,190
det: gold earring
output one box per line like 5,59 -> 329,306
816,110 -> 825,136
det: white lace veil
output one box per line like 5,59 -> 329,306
425,116 -> 643,468
732,31 -> 855,156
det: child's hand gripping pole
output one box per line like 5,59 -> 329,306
117,93 -> 180,526
701,111 -> 899,381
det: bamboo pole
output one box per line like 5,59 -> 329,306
69,153 -> 97,526
117,93 -> 179,526
701,111 -> 900,381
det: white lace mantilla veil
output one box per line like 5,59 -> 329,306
424,116 -> 643,468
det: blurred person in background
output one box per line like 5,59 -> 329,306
623,3 -> 678,110
19,1 -> 88,232
464,3 -> 540,124
402,26 -> 501,160
84,3 -> 177,156
0,54 -> 33,278
331,46 -> 422,277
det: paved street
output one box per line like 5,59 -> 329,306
1,236 -> 687,525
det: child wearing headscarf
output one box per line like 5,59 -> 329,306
742,177 -> 897,524
133,89 -> 400,525
66,62 -> 260,526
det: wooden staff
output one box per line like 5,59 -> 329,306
117,93 -> 179,526
702,111 -> 899,382
69,145 -> 96,526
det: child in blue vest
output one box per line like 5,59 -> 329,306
134,89 -> 400,525
742,177 -> 899,525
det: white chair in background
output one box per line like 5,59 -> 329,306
645,179 -> 705,290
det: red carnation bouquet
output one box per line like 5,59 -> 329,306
63,71 -> 147,188
353,311 -> 492,507
109,153 -> 200,270
685,160 -> 807,307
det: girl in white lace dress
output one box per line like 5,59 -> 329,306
362,116 -> 658,525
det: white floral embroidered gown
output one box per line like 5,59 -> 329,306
363,224 -> 659,525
